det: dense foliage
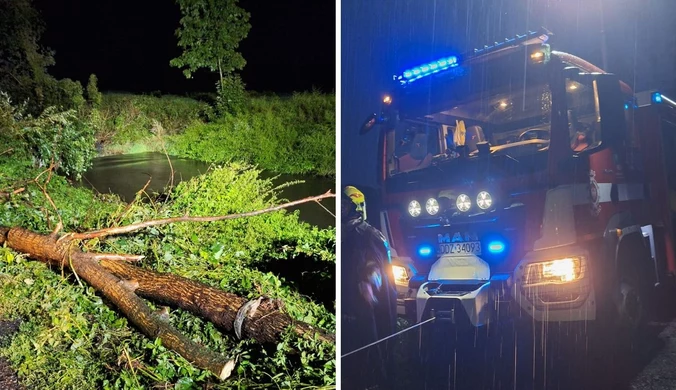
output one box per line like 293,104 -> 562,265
0,92 -> 96,180
0,150 -> 336,388
169,92 -> 336,176
171,0 -> 250,81
89,92 -> 335,176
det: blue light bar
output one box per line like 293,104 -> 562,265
652,92 -> 663,104
418,245 -> 434,257
395,56 -> 459,85
487,241 -> 506,254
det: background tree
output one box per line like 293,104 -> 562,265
170,0 -> 251,86
0,0 -> 56,111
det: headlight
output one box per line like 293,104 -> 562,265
476,191 -> 492,210
456,194 -> 471,212
392,265 -> 409,284
524,257 -> 584,286
425,198 -> 439,215
408,200 -> 421,217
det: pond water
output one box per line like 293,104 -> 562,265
80,153 -> 335,228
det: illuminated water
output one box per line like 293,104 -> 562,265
80,152 -> 335,228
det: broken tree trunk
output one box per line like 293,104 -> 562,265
98,259 -> 334,344
0,227 -> 236,380
0,188 -> 336,381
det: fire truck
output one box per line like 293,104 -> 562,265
359,29 -> 676,343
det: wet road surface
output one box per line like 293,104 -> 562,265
386,318 -> 675,390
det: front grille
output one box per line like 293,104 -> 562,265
424,281 -> 487,296
522,283 -> 591,309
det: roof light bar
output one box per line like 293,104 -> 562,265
392,29 -> 551,86
395,56 -> 459,85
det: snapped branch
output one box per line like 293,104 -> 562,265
66,191 -> 335,241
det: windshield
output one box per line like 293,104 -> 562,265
387,65 -> 552,176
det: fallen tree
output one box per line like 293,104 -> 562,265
0,190 -> 335,381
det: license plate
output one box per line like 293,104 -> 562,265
438,242 -> 482,256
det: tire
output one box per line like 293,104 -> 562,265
594,239 -> 654,352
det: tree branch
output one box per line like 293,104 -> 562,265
0,187 -> 25,199
66,191 -> 335,241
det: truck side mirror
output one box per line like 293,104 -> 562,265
565,72 -> 627,153
593,74 -> 627,149
359,113 -> 382,134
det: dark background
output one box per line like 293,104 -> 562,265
32,0 -> 336,95
342,0 -> 676,187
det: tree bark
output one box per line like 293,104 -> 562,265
98,259 -> 334,344
0,227 -> 235,379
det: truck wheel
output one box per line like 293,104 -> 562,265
603,243 -> 654,351
617,248 -> 654,333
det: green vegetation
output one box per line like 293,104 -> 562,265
0,0 -> 335,385
0,0 -> 334,177
0,135 -> 335,388
168,92 -> 335,176
0,92 -> 96,180
171,0 -> 251,114
87,92 -> 335,176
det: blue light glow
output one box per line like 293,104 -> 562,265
397,55 -> 459,84
418,245 -> 433,257
624,103 -> 629,110
653,92 -> 663,104
487,241 -> 506,254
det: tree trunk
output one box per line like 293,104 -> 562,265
0,226 -> 333,380
99,259 -> 334,344
217,58 -> 224,88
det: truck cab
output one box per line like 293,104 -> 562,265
359,29 -> 676,335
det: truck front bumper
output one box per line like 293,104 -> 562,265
410,274 -> 596,328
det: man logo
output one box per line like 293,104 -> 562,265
438,232 -> 478,243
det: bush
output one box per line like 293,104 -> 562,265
216,74 -> 246,115
20,107 -> 96,179
86,74 -> 102,108
168,92 -> 335,176
56,78 -> 86,111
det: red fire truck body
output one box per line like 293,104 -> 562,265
361,30 -> 676,332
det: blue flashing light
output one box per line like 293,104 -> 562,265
418,245 -> 433,257
624,103 -> 629,110
398,55 -> 459,85
487,240 -> 506,254
652,92 -> 663,104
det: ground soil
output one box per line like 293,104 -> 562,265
0,319 -> 23,390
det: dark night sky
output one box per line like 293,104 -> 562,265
342,0 -> 676,187
32,0 -> 335,95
